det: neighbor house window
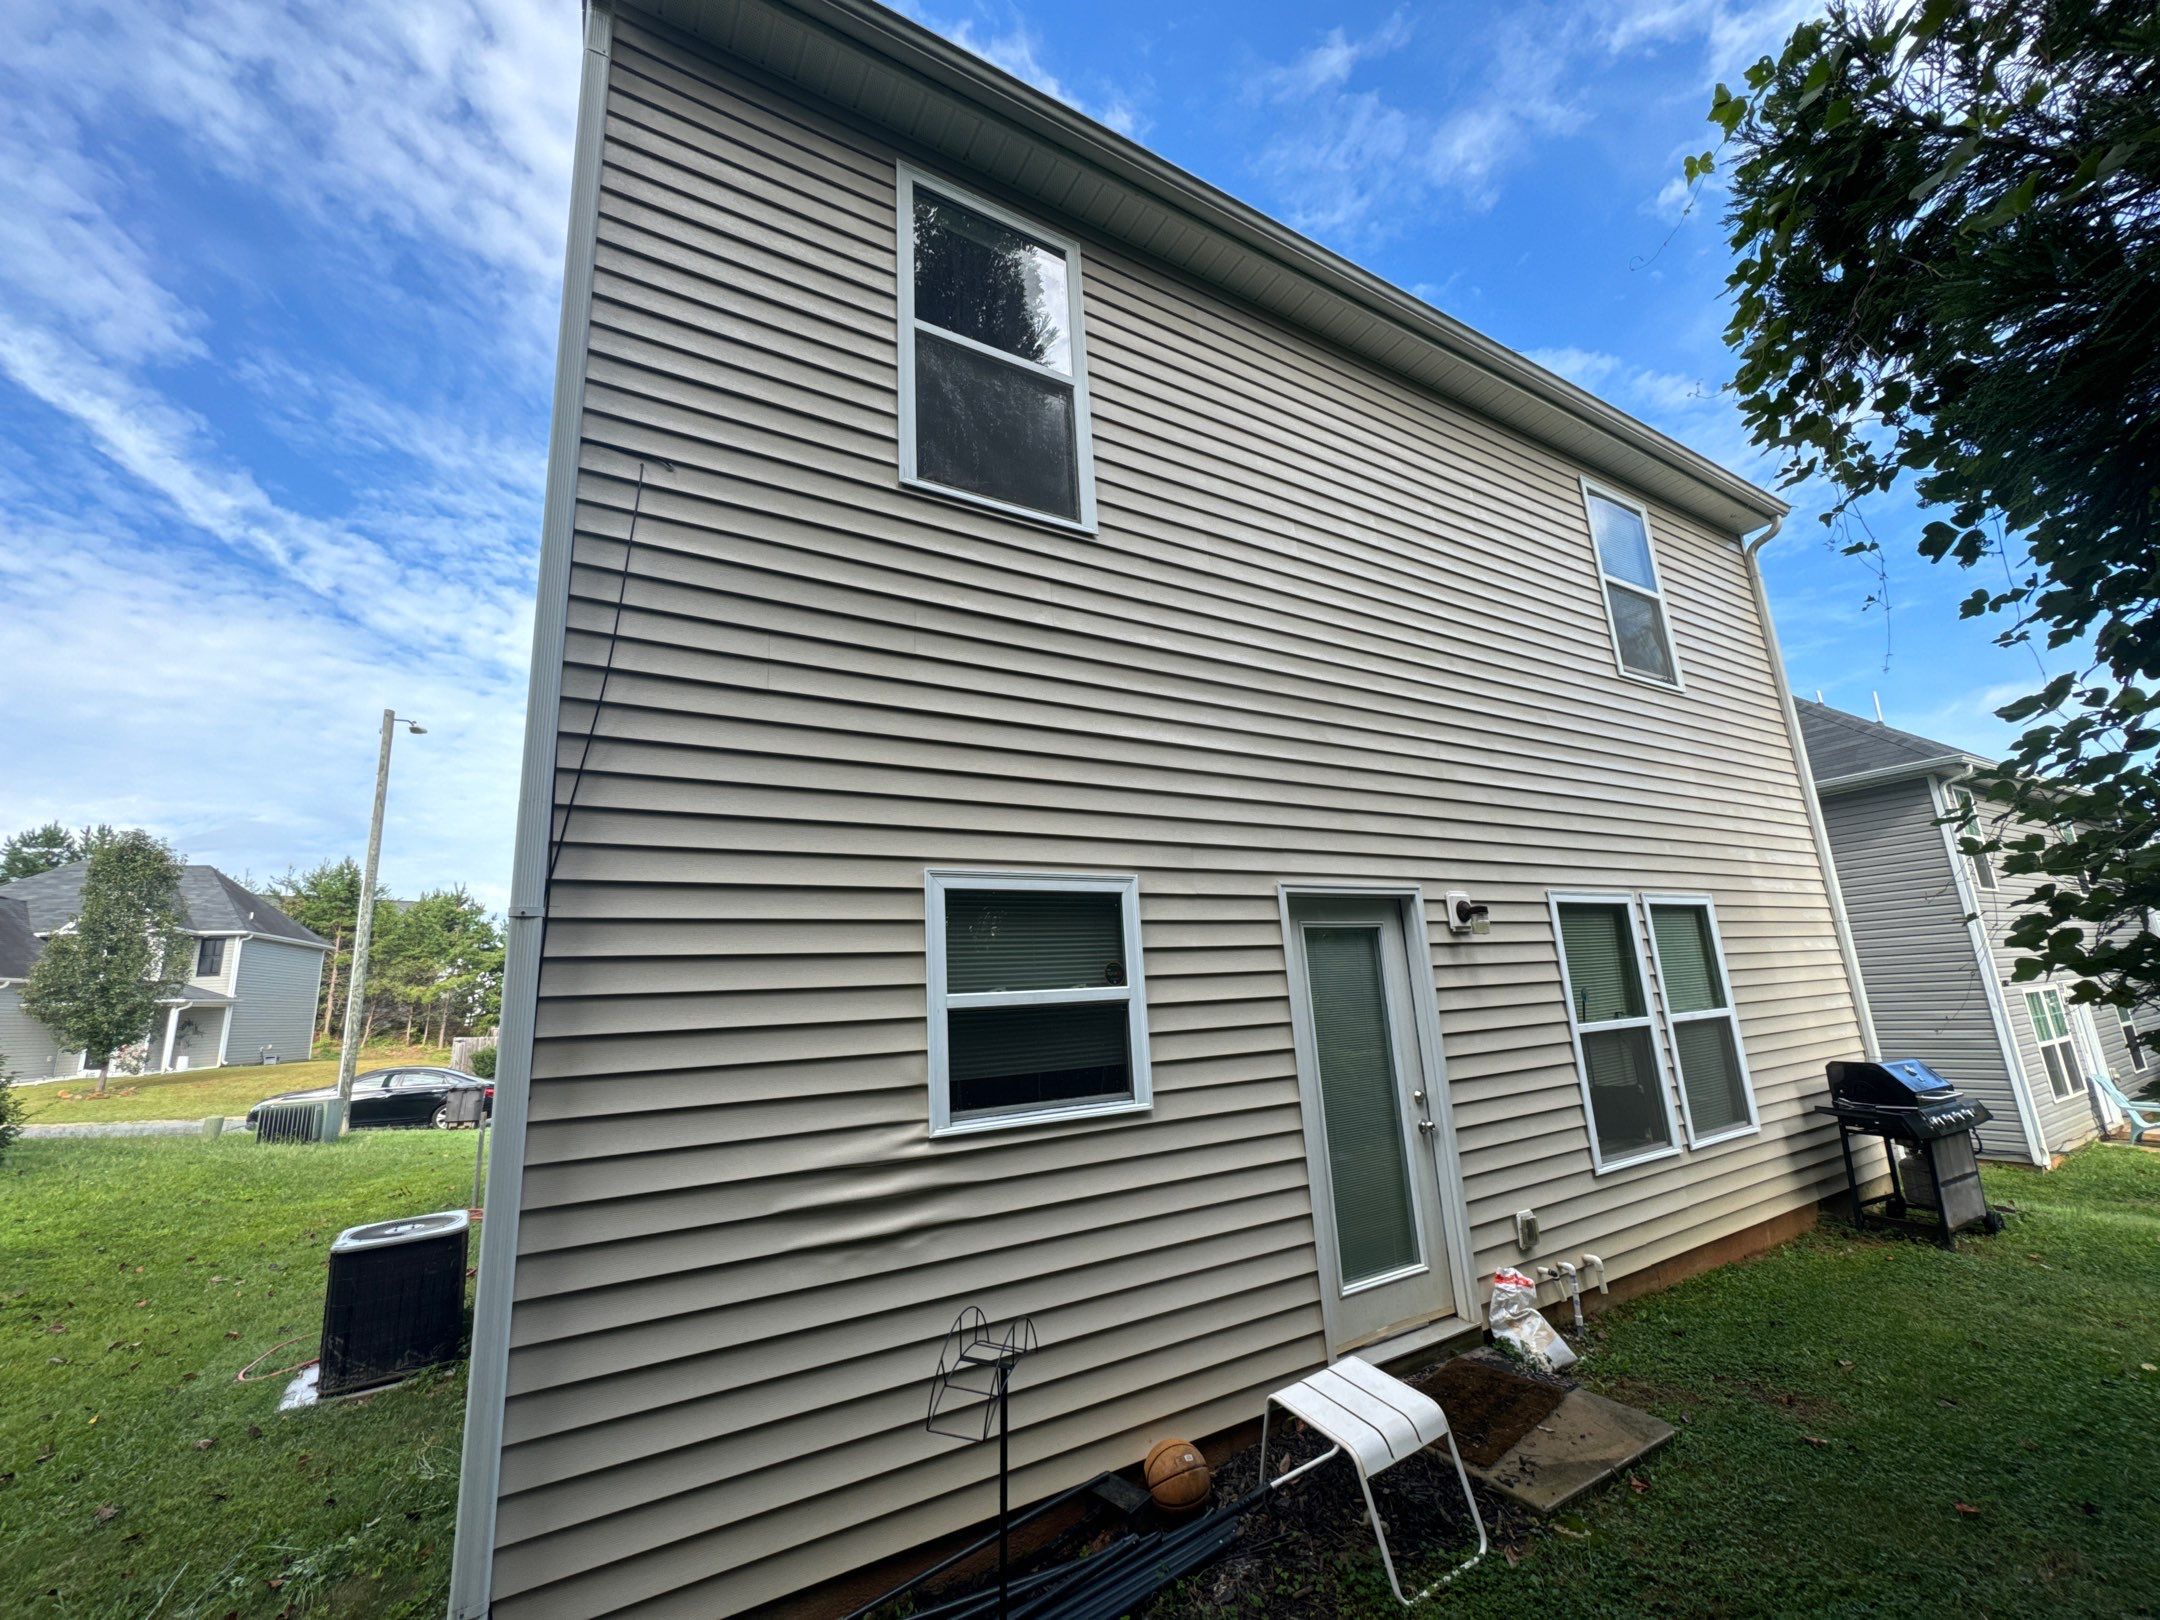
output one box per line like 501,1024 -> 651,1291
898,168 -> 1096,530
1953,788 -> 1999,891
925,870 -> 1148,1133
1550,896 -> 1680,1171
196,937 -> 226,976
2120,1006 -> 2148,1073
1646,897 -> 1758,1145
1580,483 -> 1681,686
2024,987 -> 2081,1099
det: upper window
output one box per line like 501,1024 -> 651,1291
1646,898 -> 1758,1145
1580,484 -> 1681,687
1953,788 -> 1999,891
1551,897 -> 1680,1171
2119,1006 -> 2149,1074
195,937 -> 226,977
925,871 -> 1148,1134
898,169 -> 1096,530
2025,987 -> 2082,1099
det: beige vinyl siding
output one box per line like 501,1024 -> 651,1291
0,984 -> 75,1080
489,15 -> 1865,1617
1817,779 -> 2029,1159
225,939 -> 324,1070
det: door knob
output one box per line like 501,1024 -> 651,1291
1418,1118 -> 1437,1134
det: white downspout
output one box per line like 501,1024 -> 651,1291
1744,517 -> 1879,1059
158,1005 -> 181,1074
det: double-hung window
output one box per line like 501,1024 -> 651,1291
1952,788 -> 1999,891
1550,896 -> 1681,1170
2024,987 -> 2082,1099
196,937 -> 226,977
898,168 -> 1096,530
925,871 -> 1149,1134
1580,482 -> 1681,687
1645,897 -> 1757,1144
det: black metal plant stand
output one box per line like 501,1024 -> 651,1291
926,1308 -> 1040,1618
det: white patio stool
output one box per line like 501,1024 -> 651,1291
1257,1355 -> 1488,1605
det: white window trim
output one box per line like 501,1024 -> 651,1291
1641,892 -> 1760,1148
1952,787 -> 1999,891
924,868 -> 1149,1136
2024,986 -> 2081,1100
2120,1005 -> 2149,1073
1547,891 -> 1683,1174
896,164 -> 1099,535
1577,477 -> 1684,691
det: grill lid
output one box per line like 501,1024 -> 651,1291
1826,1058 -> 1956,1109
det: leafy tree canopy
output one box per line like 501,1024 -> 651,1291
1,822 -> 81,882
20,830 -> 190,1071
1704,0 -> 2159,1005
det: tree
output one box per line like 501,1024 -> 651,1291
1702,0 -> 2160,1006
369,888 -> 504,1047
0,1049 -> 21,1164
20,831 -> 190,1094
274,858 -> 367,1046
1,822 -> 81,881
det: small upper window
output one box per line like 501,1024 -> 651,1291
1581,485 -> 1681,686
1551,897 -> 1679,1171
1953,788 -> 1999,891
899,169 -> 1095,529
196,937 -> 226,977
925,871 -> 1148,1134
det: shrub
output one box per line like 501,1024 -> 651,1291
0,1055 -> 21,1163
469,1043 -> 498,1080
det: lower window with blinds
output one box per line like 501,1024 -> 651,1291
924,870 -> 1152,1134
1550,891 -> 1758,1172
1646,896 -> 1758,1145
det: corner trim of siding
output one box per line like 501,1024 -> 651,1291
1927,773 -> 2050,1167
1744,524 -> 1877,1060
449,5 -> 616,1616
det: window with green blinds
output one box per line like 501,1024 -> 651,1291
1650,899 -> 1755,1144
1673,1018 -> 1749,1137
945,889 -> 1124,993
1558,903 -> 1646,1023
948,1001 -> 1130,1117
1305,927 -> 1421,1285
1650,905 -> 1724,1014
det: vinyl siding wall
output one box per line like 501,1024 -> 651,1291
489,17 -> 1867,1616
0,985 -> 75,1080
1816,779 -> 2031,1160
225,940 -> 324,1069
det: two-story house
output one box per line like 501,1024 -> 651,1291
1798,699 -> 2147,1163
450,3 -> 1882,1615
0,863 -> 329,1079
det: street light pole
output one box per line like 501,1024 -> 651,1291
333,708 -> 424,1137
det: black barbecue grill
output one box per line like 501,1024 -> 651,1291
1818,1059 -> 2004,1248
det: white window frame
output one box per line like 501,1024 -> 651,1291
896,164 -> 1098,534
924,868 -> 1149,1136
1952,787 -> 1999,891
1578,478 -> 1684,691
2024,986 -> 2081,1100
2119,1005 -> 2149,1074
1642,892 -> 1760,1148
1548,891 -> 1683,1174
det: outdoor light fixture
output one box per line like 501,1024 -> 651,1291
1444,890 -> 1491,936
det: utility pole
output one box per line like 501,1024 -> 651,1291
333,709 -> 424,1137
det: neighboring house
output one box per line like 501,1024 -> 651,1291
451,5 -> 1879,1616
1798,699 -> 2145,1163
0,863 -> 329,1079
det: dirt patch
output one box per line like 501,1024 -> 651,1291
1413,1355 -> 1571,1468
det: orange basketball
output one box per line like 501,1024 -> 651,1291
1144,1437 -> 1213,1515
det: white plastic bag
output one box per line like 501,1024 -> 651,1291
1486,1267 -> 1577,1372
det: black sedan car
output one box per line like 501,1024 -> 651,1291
245,1066 -> 493,1132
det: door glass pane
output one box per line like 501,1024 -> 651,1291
1558,903 -> 1646,1023
1651,905 -> 1725,1013
915,331 -> 1079,519
1675,1018 -> 1748,1136
1606,583 -> 1676,682
913,189 -> 1072,371
948,1000 -> 1130,1118
1305,927 -> 1420,1285
1582,1026 -> 1672,1160
1587,493 -> 1657,588
946,889 -> 1124,994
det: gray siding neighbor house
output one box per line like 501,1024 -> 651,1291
1798,699 -> 2146,1164
452,4 -> 1881,1614
0,863 -> 329,1079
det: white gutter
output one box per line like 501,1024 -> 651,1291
1930,775 -> 2050,1165
1745,519 -> 1879,1060
1813,755 -> 1989,795
448,4 -> 615,1615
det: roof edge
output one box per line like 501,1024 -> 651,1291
638,0 -> 1788,532
1813,755 -> 1985,795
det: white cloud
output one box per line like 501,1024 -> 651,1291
896,5 -> 1150,137
1257,11 -> 1414,100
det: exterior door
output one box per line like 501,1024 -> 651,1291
1284,895 -> 1458,1350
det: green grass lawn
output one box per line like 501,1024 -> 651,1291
19,1047 -> 453,1126
0,1133 -> 474,1618
1160,1146 -> 2160,1619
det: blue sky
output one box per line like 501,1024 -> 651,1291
0,0 -> 2062,911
